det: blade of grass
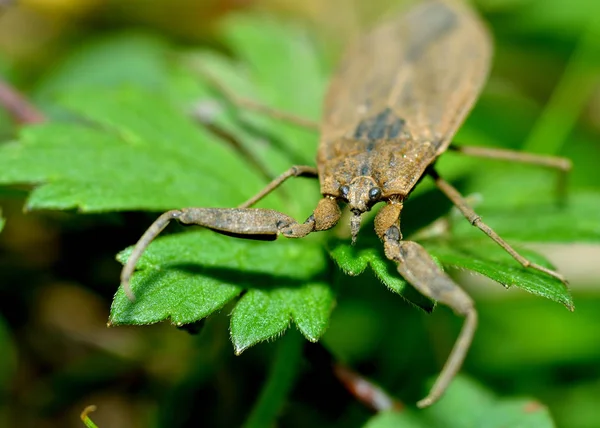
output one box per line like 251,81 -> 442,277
242,329 -> 304,428
522,12 -> 600,155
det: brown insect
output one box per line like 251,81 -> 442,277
121,0 -> 571,407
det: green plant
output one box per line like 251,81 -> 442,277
1,7 -> 599,428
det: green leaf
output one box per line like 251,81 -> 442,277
327,177 -> 575,311
230,289 -> 293,353
0,16 -> 334,355
0,88 -> 268,211
0,11 -> 589,357
34,33 -> 172,99
32,31 -> 209,117
231,282 -> 334,353
184,51 -> 320,215
520,12 -> 600,156
468,298 -> 600,373
328,236 -> 435,312
511,0 -> 600,42
364,376 -> 554,428
110,231 -> 332,346
0,106 -> 12,140
450,191 -> 600,243
426,238 -> 573,310
220,14 -> 327,122
185,14 -> 328,212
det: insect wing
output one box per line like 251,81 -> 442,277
320,0 -> 492,153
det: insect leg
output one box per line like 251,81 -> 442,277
197,67 -> 319,131
428,167 -> 568,284
449,145 -> 572,202
376,206 -> 476,408
239,165 -> 318,208
121,198 -> 341,300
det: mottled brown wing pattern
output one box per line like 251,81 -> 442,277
319,0 -> 492,157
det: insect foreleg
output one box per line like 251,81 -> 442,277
121,198 -> 341,301
428,167 -> 568,285
396,241 -> 476,409
381,228 -> 476,407
374,203 -> 476,407
449,145 -> 572,202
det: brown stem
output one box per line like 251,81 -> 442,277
0,78 -> 45,125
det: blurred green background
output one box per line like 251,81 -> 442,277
0,0 -> 599,427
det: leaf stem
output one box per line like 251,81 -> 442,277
522,14 -> 600,155
0,78 -> 45,125
242,329 -> 304,428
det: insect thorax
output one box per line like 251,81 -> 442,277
318,137 -> 437,200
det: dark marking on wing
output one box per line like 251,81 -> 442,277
353,107 -> 406,145
388,118 -> 404,139
368,109 -> 392,139
354,120 -> 369,139
405,2 -> 458,61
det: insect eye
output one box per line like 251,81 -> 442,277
369,187 -> 381,200
340,185 -> 350,198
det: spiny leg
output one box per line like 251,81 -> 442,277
449,145 -> 572,202
123,165 -> 318,300
376,204 -> 476,408
428,167 -> 568,284
409,194 -> 482,242
396,240 -> 476,409
196,67 -> 320,131
239,165 -> 318,208
121,198 -> 341,301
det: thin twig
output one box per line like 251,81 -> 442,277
333,363 -> 404,412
